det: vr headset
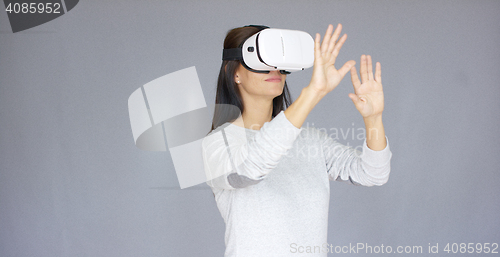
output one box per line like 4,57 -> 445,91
222,25 -> 314,74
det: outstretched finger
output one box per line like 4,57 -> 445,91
375,62 -> 382,83
330,34 -> 347,64
367,55 -> 374,81
359,55 -> 368,83
314,33 -> 321,61
326,24 -> 342,55
320,24 -> 334,54
350,66 -> 361,91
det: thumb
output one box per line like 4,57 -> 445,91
348,93 -> 362,107
338,60 -> 356,78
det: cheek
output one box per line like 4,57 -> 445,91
239,79 -> 261,95
244,76 -> 265,91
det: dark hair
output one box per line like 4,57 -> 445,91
210,26 -> 293,132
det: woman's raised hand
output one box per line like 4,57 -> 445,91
308,24 -> 356,96
348,55 -> 384,119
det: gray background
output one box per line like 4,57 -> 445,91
1,0 -> 499,256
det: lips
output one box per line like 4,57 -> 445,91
265,77 -> 282,82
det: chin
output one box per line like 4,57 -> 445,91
269,89 -> 284,98
270,82 -> 284,91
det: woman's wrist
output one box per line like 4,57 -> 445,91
363,113 -> 383,126
284,86 -> 325,129
363,114 -> 386,150
302,86 -> 327,106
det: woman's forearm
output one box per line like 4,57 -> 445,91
363,115 -> 387,151
284,87 -> 326,129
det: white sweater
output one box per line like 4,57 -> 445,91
202,111 -> 392,257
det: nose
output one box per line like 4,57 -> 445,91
270,70 -> 283,76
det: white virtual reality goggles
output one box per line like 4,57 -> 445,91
222,25 -> 314,74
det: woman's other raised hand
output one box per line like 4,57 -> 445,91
348,55 -> 384,119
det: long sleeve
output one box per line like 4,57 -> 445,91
321,131 -> 392,186
202,111 -> 302,190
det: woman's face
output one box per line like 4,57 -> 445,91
234,64 -> 286,100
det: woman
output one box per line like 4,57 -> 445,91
202,24 -> 392,257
